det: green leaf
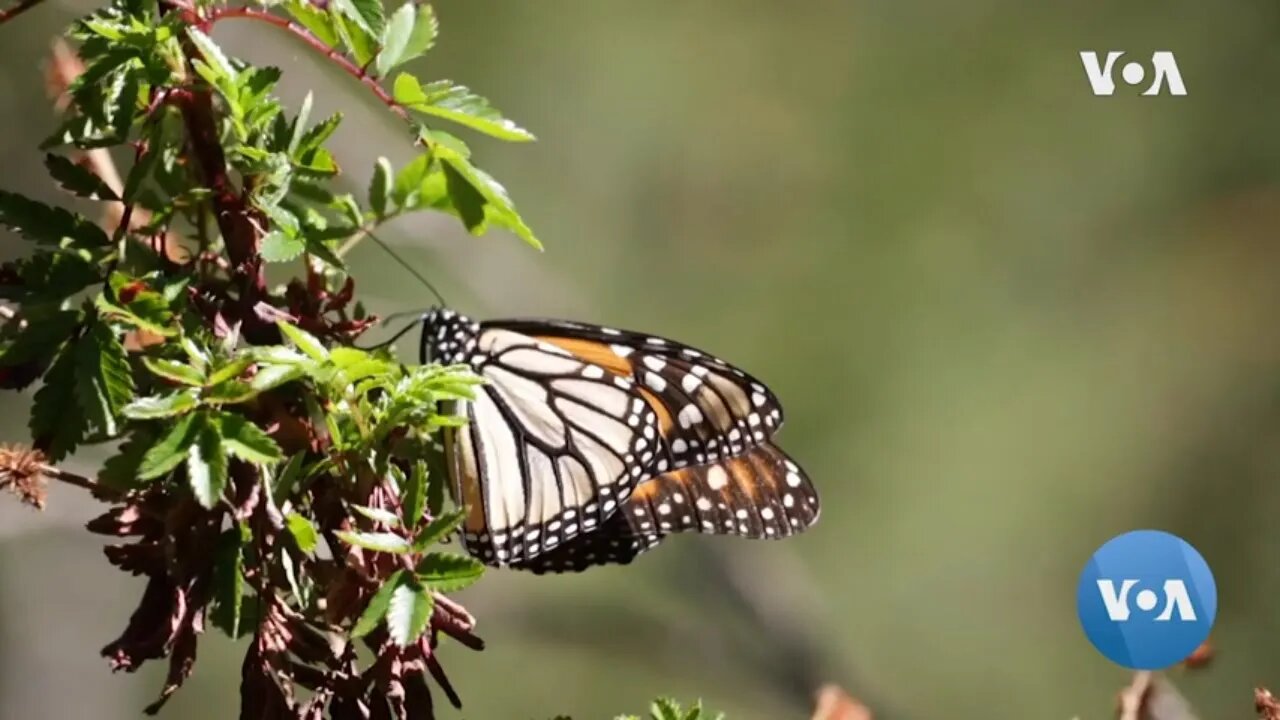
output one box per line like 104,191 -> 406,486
351,568 -> 404,639
277,321 -> 329,362
392,74 -> 535,143
260,231 -> 306,263
29,344 -> 84,461
441,159 -> 486,230
411,507 -> 464,552
202,380 -> 257,405
352,504 -> 401,526
369,157 -> 392,218
186,28 -> 236,85
187,415 -> 228,508
385,574 -> 433,647
271,453 -> 306,505
122,390 -> 199,419
437,148 -> 542,249
44,153 -> 118,200
75,319 -> 135,436
286,512 -> 318,552
415,552 -> 483,592
375,3 -> 414,76
138,412 -> 199,479
207,356 -> 253,387
216,411 -> 283,464
401,460 -> 428,527
285,0 -> 340,48
334,530 -> 411,554
400,4 -> 438,62
0,309 -> 79,367
0,189 -> 110,246
142,357 -> 206,386
332,0 -> 385,39
288,91 -> 314,154
331,11 -> 378,67
209,524 -> 247,638
249,363 -> 306,392
390,151 -> 432,209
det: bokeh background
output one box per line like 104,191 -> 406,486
4,1 -> 1280,718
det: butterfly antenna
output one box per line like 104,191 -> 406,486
366,229 -> 449,306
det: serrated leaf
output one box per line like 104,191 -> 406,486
375,3 -> 416,76
0,309 -> 79,367
260,231 -> 306,262
332,0 -> 384,39
401,4 -> 437,62
276,322 -> 329,363
330,7 -> 377,65
122,390 -> 199,419
415,552 -> 483,592
186,28 -> 236,84
0,189 -> 110,246
249,363 -> 305,392
285,0 -> 339,48
402,460 -> 428,527
411,507 -> 464,552
142,357 -> 206,386
370,157 -> 392,218
216,411 -> 283,464
352,568 -> 404,638
187,416 -> 227,508
29,344 -> 85,461
352,504 -> 401,526
334,530 -> 411,554
385,575 -> 433,647
75,319 -> 135,436
392,74 -> 534,143
207,356 -> 253,386
138,412 -> 199,479
203,380 -> 257,405
286,512 -> 318,552
44,153 -> 118,200
210,524 -> 247,638
288,91 -> 314,154
272,453 -> 306,505
441,159 -> 486,230
436,148 -> 542,250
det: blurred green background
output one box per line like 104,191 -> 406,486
4,1 -> 1280,718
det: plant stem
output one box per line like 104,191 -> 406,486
0,0 -> 45,25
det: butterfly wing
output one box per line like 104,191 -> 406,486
488,319 -> 786,472
444,325 -> 661,566
510,443 -> 820,574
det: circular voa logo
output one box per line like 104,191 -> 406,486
1077,529 -> 1216,670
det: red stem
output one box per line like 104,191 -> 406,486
0,0 -> 45,25
208,7 -> 412,124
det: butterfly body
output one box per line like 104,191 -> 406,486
419,308 -> 819,574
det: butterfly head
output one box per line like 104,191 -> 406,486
419,307 -> 480,364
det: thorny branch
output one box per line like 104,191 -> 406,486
182,3 -> 414,124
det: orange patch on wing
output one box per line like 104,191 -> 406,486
639,387 -> 675,434
444,426 -> 487,533
534,336 -> 633,377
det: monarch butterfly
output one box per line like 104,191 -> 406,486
419,308 -> 819,574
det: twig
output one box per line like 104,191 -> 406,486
206,6 -> 413,124
0,0 -> 45,26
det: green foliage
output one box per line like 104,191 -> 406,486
614,698 -> 728,720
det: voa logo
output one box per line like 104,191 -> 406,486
1077,530 -> 1216,670
1096,578 -> 1197,622
1080,51 -> 1187,96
